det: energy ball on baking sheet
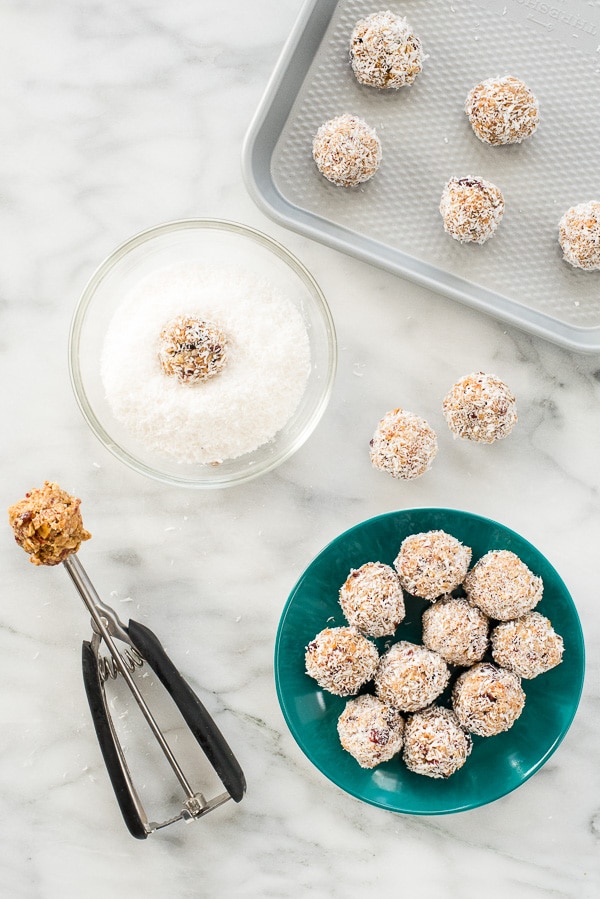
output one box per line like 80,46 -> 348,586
422,596 -> 489,667
403,705 -> 472,778
452,662 -> 525,737
312,114 -> 382,187
369,408 -> 437,480
442,371 -> 517,444
337,694 -> 405,768
375,641 -> 450,712
464,549 -> 543,621
465,76 -> 539,145
305,626 -> 379,697
158,315 -> 228,384
349,11 -> 423,90
439,176 -> 504,244
393,530 -> 472,601
558,201 -> 600,271
339,562 -> 405,637
491,611 -> 564,679
8,481 -> 91,566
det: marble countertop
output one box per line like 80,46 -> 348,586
2,1 -> 599,896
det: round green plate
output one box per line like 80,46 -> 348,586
274,508 -> 585,815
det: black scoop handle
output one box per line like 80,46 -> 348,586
81,640 -> 148,839
127,619 -> 246,803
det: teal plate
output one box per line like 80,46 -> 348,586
274,508 -> 585,815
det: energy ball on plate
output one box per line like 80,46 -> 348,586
375,641 -> 450,712
349,10 -> 423,90
337,693 -> 405,768
558,201 -> 600,271
452,662 -> 525,736
8,481 -> 91,566
312,114 -> 382,187
393,530 -> 472,601
158,315 -> 228,384
491,611 -> 564,679
464,549 -> 543,621
339,562 -> 405,637
403,705 -> 472,778
442,371 -> 517,444
439,176 -> 504,244
369,408 -> 437,480
305,626 -> 379,696
422,596 -> 489,667
465,76 -> 539,145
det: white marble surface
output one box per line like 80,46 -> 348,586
1,1 -> 599,896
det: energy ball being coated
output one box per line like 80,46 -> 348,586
312,114 -> 382,187
305,626 -> 379,696
375,641 -> 450,712
558,201 -> 600,271
339,562 -> 405,637
369,408 -> 438,480
464,550 -> 543,621
349,11 -> 423,90
465,76 -> 539,145
158,315 -> 228,384
422,596 -> 489,666
442,371 -> 517,443
337,694 -> 405,768
491,612 -> 564,679
394,530 -> 472,601
440,176 -> 504,244
8,481 -> 91,566
403,705 -> 472,778
452,662 -> 525,736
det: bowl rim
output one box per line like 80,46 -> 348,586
68,217 -> 337,488
274,506 -> 586,815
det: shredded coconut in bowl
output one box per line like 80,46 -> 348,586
100,264 -> 311,465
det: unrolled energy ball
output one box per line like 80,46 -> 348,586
465,76 -> 539,145
452,662 -> 525,736
339,562 -> 405,637
349,11 -> 423,89
158,315 -> 228,384
422,596 -> 489,667
369,408 -> 438,480
393,530 -> 472,601
464,549 -> 543,621
8,481 -> 91,566
442,371 -> 517,443
305,626 -> 379,696
558,201 -> 600,271
375,641 -> 450,712
403,705 -> 472,778
312,114 -> 382,187
439,176 -> 504,244
337,693 -> 405,768
491,611 -> 564,679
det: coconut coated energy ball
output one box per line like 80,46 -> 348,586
464,549 -> 543,620
375,641 -> 450,712
491,612 -> 564,679
8,481 -> 91,566
312,114 -> 382,187
337,694 -> 405,768
439,176 -> 504,244
403,705 -> 472,778
442,371 -> 518,444
452,662 -> 525,736
393,530 -> 472,601
349,11 -> 423,90
465,76 -> 539,145
305,626 -> 379,696
558,201 -> 600,271
157,315 -> 228,384
339,562 -> 405,637
369,408 -> 438,480
422,596 -> 489,667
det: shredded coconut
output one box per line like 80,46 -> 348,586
100,264 -> 311,464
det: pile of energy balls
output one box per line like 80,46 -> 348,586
311,10 -> 600,267
305,529 -> 564,777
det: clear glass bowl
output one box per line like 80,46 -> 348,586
69,219 -> 337,488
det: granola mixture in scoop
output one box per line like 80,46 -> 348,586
465,76 -> 539,145
403,705 -> 472,778
337,693 -> 405,768
8,481 -> 91,566
349,11 -> 423,90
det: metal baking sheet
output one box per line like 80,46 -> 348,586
242,0 -> 600,352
